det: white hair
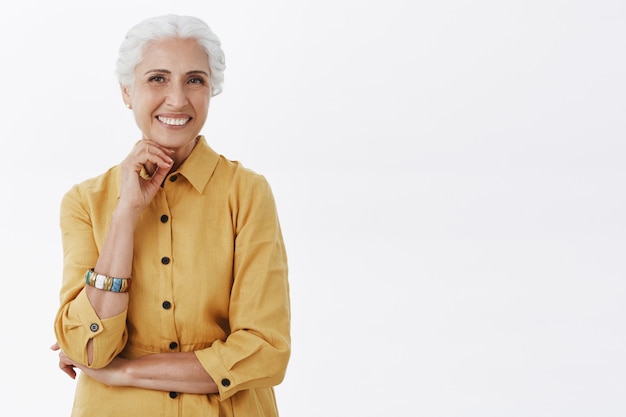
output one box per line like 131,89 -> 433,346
115,14 -> 226,96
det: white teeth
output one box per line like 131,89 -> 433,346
158,116 -> 190,126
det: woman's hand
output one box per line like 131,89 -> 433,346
51,342 -> 78,379
119,140 -> 175,214
51,342 -> 128,387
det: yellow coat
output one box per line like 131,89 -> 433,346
54,137 -> 290,416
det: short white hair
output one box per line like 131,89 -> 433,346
115,14 -> 226,96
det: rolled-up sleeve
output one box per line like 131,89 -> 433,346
195,172 -> 291,400
54,181 -> 128,368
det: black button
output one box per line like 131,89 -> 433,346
162,301 -> 171,309
221,378 -> 231,387
161,257 -> 170,265
169,175 -> 178,182
160,215 -> 169,223
169,342 -> 178,350
89,323 -> 99,332
169,392 -> 178,398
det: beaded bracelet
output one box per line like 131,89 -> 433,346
85,269 -> 131,293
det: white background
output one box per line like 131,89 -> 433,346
1,1 -> 625,416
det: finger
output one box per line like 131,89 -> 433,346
149,163 -> 170,185
145,145 -> 174,166
129,140 -> 174,170
59,363 -> 77,379
50,342 -> 59,351
138,139 -> 174,156
135,158 -> 172,182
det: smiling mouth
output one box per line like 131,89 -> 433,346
157,116 -> 191,126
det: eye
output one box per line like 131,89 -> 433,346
188,76 -> 207,85
148,75 -> 166,83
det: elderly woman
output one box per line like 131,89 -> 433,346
52,14 -> 290,417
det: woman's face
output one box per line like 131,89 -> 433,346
121,37 -> 212,153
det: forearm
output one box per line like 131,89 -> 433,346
88,207 -> 138,318
122,352 -> 218,394
85,207 -> 138,364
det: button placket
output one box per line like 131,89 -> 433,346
155,190 -> 178,358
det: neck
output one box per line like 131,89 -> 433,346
169,135 -> 200,173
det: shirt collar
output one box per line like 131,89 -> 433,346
175,135 -> 220,194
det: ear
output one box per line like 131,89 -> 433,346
120,83 -> 132,107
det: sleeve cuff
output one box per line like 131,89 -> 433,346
69,290 -> 128,368
194,346 -> 236,400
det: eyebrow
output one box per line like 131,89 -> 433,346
144,69 -> 210,77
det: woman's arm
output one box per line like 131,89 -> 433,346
55,140 -> 175,367
84,141 -> 175,365
83,208 -> 135,364
53,346 -> 218,394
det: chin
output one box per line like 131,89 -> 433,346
149,131 -> 198,147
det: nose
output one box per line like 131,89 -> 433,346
165,83 -> 189,109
